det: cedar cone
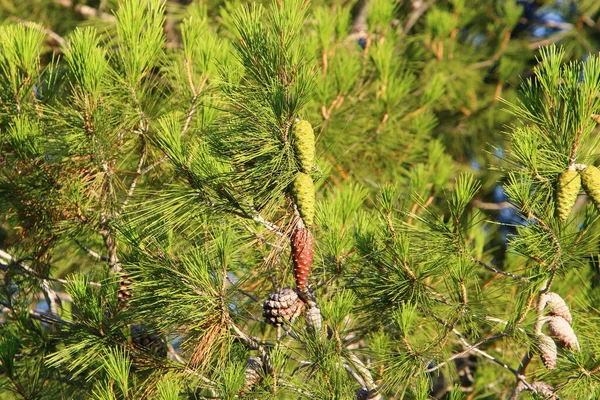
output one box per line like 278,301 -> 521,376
556,169 -> 580,222
291,227 -> 314,291
542,292 -> 572,323
263,287 -> 304,326
131,325 -> 168,358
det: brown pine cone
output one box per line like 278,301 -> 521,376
546,316 -> 580,351
242,357 -> 263,394
537,334 -> 557,370
542,292 -> 572,323
291,227 -> 314,291
263,288 -> 304,326
118,274 -> 133,310
131,325 -> 168,358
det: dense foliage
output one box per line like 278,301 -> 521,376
1,0 -> 600,399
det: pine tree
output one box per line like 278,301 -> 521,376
1,1 -> 600,399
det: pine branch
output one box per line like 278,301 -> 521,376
451,328 -> 535,392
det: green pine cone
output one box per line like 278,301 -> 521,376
292,120 -> 315,173
292,172 -> 315,226
581,165 -> 600,211
556,170 -> 580,222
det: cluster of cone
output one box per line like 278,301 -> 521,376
116,274 -> 168,359
536,292 -> 579,370
556,164 -> 600,222
263,120 -> 316,327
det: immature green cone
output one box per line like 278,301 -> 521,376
581,165 -> 600,210
292,172 -> 315,226
556,170 -> 580,222
292,120 -> 315,173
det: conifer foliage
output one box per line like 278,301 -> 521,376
1,1 -> 600,399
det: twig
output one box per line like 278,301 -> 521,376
0,250 -> 102,288
50,0 -> 116,22
1,251 -> 58,315
119,138 -> 147,213
249,209 -> 285,236
73,238 -> 108,262
472,258 -> 530,282
426,333 -> 506,373
345,352 -> 379,396
401,0 -> 435,35
452,328 -> 535,392
230,321 -> 274,375
1,300 -> 69,325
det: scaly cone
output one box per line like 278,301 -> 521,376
581,165 -> 600,211
292,172 -> 315,227
262,287 -> 305,326
542,292 -> 572,323
291,227 -> 314,291
118,274 -> 133,310
537,334 -> 557,370
556,169 -> 580,222
546,316 -> 580,351
292,120 -> 315,174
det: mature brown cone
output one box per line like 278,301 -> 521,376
542,292 -> 572,323
131,325 -> 168,358
291,227 -> 314,291
263,287 -> 305,326
538,334 -> 557,370
118,275 -> 133,310
546,316 -> 580,351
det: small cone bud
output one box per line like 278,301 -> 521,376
537,334 -> 557,370
263,288 -> 304,326
292,172 -> 315,227
546,316 -> 580,351
581,165 -> 600,211
591,114 -> 600,124
542,292 -> 572,323
291,227 -> 314,291
292,120 -> 315,174
556,170 -> 580,222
